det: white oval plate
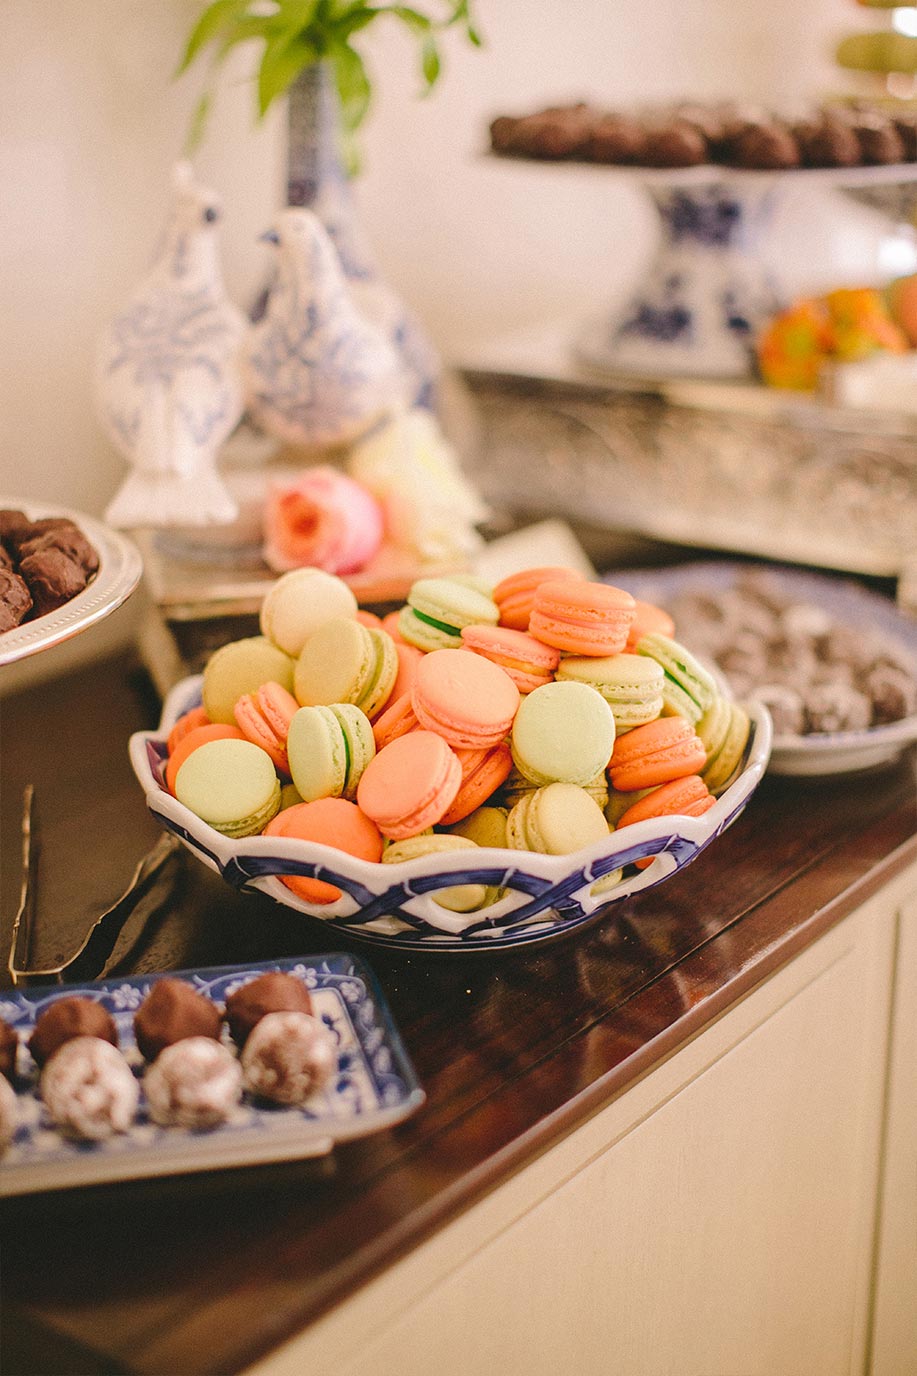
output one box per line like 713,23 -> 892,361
0,498 -> 143,667
611,561 -> 917,777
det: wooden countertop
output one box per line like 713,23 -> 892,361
1,652 -> 916,1376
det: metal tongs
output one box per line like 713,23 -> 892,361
8,785 -> 180,986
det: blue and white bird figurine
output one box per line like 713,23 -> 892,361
98,161 -> 248,528
243,208 -> 405,453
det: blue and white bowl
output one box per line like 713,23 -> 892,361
129,677 -> 772,954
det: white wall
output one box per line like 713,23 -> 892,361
0,0 -> 900,702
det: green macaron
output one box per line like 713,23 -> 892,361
382,833 -> 487,912
202,636 -> 296,725
556,652 -> 665,731
506,782 -> 611,855
636,633 -> 718,725
287,703 -> 376,802
294,618 -> 398,719
398,577 -> 499,652
174,738 -> 281,838
511,680 -> 617,788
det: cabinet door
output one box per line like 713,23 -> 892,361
251,895 -> 901,1376
871,890 -> 917,1376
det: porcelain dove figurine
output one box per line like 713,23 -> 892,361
98,162 -> 248,528
243,208 -> 405,453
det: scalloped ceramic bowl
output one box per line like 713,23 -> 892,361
130,676 -> 772,953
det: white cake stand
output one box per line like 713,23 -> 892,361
495,158 -> 917,380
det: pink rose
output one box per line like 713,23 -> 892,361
263,466 -> 384,575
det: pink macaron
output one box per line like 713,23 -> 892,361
357,731 -> 462,839
234,681 -> 300,774
460,624 -> 560,693
412,648 -> 520,749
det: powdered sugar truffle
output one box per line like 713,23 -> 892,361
241,1011 -> 336,1105
144,1037 -> 243,1129
40,1036 -> 138,1140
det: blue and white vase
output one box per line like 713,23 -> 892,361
577,177 -> 783,380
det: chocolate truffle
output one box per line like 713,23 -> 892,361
240,1011 -> 336,1105
0,1018 -> 19,1082
509,106 -> 596,159
643,119 -> 708,167
733,122 -> 801,170
224,972 -> 313,1048
586,114 -> 648,164
795,116 -> 861,168
143,1037 -> 243,1129
853,113 -> 905,166
134,978 -> 223,1062
755,684 -> 806,736
18,525 -> 99,577
804,681 -> 872,734
0,1075 -> 18,1155
29,996 -> 118,1069
489,115 -> 521,154
0,509 -> 31,545
0,567 -> 32,631
893,115 -> 917,161
19,547 -> 87,616
0,544 -> 13,572
40,1037 -> 138,1139
864,662 -> 917,724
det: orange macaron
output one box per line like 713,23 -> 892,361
493,565 -> 586,631
624,599 -> 676,652
607,716 -> 707,792
263,798 -> 383,904
357,730 -> 462,839
529,580 -> 636,657
460,624 -> 560,693
166,705 -> 211,756
615,774 -> 716,869
439,743 -> 514,826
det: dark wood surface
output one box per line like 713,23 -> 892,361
1,652 -> 916,1376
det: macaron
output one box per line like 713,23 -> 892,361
439,742 -> 514,826
294,617 -> 398,720
511,680 -> 617,788
448,804 -> 509,849
382,833 -> 487,912
607,716 -> 707,792
174,738 -> 281,838
412,649 -> 520,749
357,731 -> 462,839
493,565 -> 586,631
286,703 -> 376,802
263,798 -> 383,904
615,774 -> 715,828
506,782 -> 610,855
460,624 -> 560,693
556,652 -> 665,731
614,774 -> 715,870
233,681 -> 300,774
372,691 -> 419,750
398,577 -> 499,651
390,641 -> 424,701
166,705 -> 211,755
697,697 -> 751,794
624,599 -> 676,652
165,722 -> 245,795
259,568 -> 358,657
529,580 -> 636,657
636,633 -> 718,724
202,636 -> 295,725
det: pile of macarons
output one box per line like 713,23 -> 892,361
162,564 -> 753,912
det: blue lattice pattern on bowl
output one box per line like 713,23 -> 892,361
129,677 -> 772,953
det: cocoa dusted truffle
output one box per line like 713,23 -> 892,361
134,978 -> 223,1062
585,114 -> 648,164
0,567 -> 32,631
29,996 -> 118,1069
500,105 -> 597,159
224,971 -> 313,1048
893,114 -> 917,161
240,1011 -> 336,1105
643,120 -> 708,168
40,1037 -> 138,1140
19,547 -> 88,616
0,1018 -> 19,1082
796,115 -> 861,168
143,1037 -> 243,1129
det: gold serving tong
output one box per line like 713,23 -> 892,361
8,785 -> 180,986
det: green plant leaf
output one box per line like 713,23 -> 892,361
331,40 -> 372,132
274,0 -> 322,31
258,33 -> 321,115
185,90 -> 213,152
177,0 -> 249,74
421,32 -> 440,87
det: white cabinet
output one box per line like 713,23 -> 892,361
249,866 -> 917,1376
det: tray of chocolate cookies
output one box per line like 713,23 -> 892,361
0,501 -> 143,667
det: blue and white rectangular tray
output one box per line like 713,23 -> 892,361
0,954 -> 424,1196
